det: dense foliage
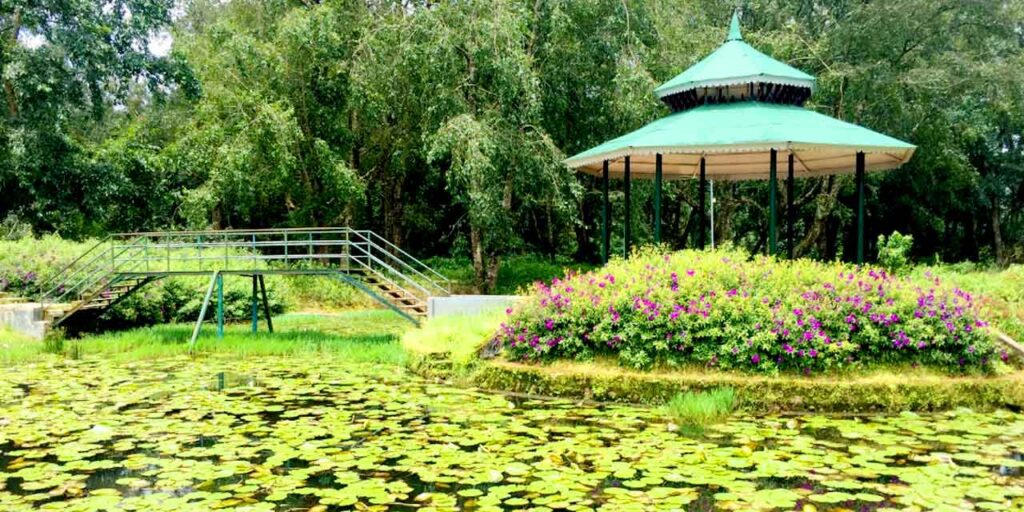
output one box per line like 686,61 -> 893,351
2,1 -> 1024,292
926,263 -> 1024,343
497,249 -> 1002,373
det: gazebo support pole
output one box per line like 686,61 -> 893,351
624,156 -> 632,257
699,157 -> 706,249
787,152 -> 795,259
601,160 -> 610,263
856,151 -> 866,264
654,154 -> 662,245
769,149 -> 778,256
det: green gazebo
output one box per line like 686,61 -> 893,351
566,12 -> 915,263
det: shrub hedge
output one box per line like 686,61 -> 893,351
496,248 -> 1001,374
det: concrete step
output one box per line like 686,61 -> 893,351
0,302 -> 48,339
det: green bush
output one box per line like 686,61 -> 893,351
278,273 -> 376,311
95,275 -> 288,327
877,231 -> 914,274
922,264 -> 1024,347
497,247 -> 998,374
0,235 -> 97,297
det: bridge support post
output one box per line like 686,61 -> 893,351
251,275 -> 259,333
258,274 -> 273,333
216,273 -> 224,339
189,271 -> 220,353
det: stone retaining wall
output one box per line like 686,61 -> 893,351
0,303 -> 48,339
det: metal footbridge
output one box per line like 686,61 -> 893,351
34,228 -> 450,345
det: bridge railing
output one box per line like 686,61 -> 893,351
38,237 -> 149,307
37,228 -> 450,311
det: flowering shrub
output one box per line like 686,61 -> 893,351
495,248 -> 997,374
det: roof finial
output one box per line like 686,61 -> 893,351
726,9 -> 743,42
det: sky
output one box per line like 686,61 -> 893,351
20,27 -> 174,57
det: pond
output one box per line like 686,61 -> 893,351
1,356 -> 1022,511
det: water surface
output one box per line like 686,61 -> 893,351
1,357 -> 1022,511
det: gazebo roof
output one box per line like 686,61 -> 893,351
566,11 -> 915,180
654,13 -> 815,99
565,102 -> 915,181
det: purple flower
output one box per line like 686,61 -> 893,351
544,318 -> 554,330
751,353 -> 761,365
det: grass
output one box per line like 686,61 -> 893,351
0,327 -> 44,365
0,310 -> 414,366
401,311 -> 504,368
472,358 -> 1024,412
662,388 -> 736,431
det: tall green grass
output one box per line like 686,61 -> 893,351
661,387 -> 737,430
1,311 -> 413,366
402,311 -> 505,368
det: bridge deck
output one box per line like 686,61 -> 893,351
34,228 -> 450,338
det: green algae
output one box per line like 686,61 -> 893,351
0,356 -> 1022,511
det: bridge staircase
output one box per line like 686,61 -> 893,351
32,228 -> 450,334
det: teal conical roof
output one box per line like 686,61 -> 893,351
564,11 -> 914,180
654,11 -> 815,100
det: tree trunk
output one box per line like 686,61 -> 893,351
992,194 -> 1006,266
715,183 -> 738,244
485,252 -> 501,292
470,223 -> 487,293
795,176 -> 839,258
384,175 -> 404,247
545,201 -> 555,259
573,187 -> 596,263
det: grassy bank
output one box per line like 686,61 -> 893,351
0,310 -> 413,366
472,359 -> 1024,413
4,307 -> 1023,413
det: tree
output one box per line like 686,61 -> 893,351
352,0 -> 578,292
0,0 -> 194,236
